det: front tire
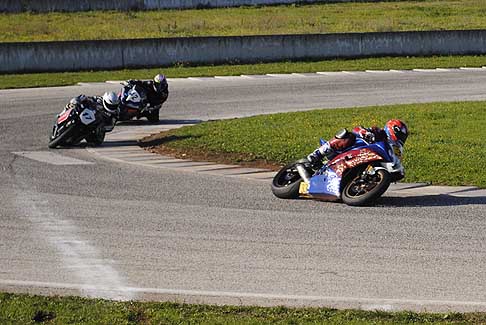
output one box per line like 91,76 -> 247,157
271,161 -> 307,199
341,166 -> 391,206
48,124 -> 75,149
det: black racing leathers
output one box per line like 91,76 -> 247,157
68,95 -> 117,132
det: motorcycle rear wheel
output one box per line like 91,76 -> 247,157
341,167 -> 391,206
271,161 -> 306,199
86,126 -> 106,146
146,109 -> 160,123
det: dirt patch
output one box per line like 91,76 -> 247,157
139,132 -> 283,171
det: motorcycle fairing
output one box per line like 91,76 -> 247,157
306,141 -> 390,199
328,148 -> 383,177
57,108 -> 73,124
79,108 -> 96,125
126,108 -> 139,115
122,85 -> 145,109
307,169 -> 341,199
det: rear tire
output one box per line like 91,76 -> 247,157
146,109 -> 160,123
271,161 -> 306,199
341,167 -> 391,206
86,126 -> 106,146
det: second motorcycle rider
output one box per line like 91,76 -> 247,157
119,74 -> 169,122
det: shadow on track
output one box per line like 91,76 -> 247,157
96,140 -> 139,147
378,193 -> 486,207
115,119 -> 202,126
51,119 -> 202,149
138,134 -> 195,148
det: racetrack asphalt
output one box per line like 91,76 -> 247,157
1,69 -> 486,312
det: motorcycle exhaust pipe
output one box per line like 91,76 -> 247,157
296,164 -> 311,184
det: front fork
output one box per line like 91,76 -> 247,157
295,163 -> 312,184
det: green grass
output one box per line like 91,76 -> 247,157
146,101 -> 486,188
3,54 -> 486,89
1,0 -> 486,42
1,292 -> 484,324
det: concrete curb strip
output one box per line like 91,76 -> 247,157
96,67 -> 485,87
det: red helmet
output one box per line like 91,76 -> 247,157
384,119 -> 408,145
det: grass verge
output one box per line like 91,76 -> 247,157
1,292 -> 484,324
1,0 -> 486,42
142,101 -> 486,188
2,54 -> 486,90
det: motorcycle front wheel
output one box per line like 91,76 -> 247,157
341,166 -> 391,206
48,124 -> 75,149
271,160 -> 307,199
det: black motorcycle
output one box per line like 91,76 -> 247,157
48,104 -> 106,149
118,82 -> 160,123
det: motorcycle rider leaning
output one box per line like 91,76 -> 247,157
307,119 -> 409,165
121,74 -> 169,116
66,92 -> 120,132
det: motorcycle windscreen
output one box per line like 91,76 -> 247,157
308,170 -> 341,200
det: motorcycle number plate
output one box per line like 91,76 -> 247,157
299,182 -> 309,194
127,88 -> 141,103
80,108 -> 96,125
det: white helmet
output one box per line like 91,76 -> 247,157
153,73 -> 167,93
102,92 -> 120,114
